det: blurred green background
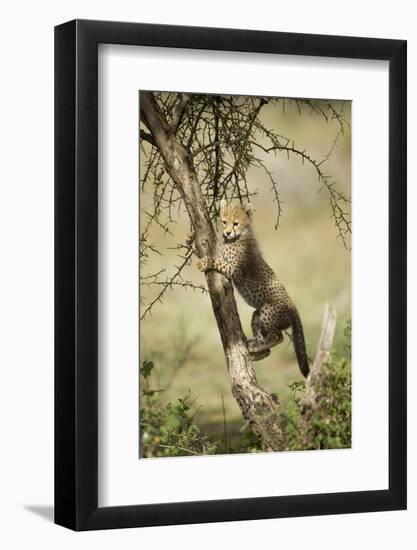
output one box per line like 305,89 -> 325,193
140,98 -> 351,446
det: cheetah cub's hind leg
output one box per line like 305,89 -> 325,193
247,305 -> 284,361
247,310 -> 270,361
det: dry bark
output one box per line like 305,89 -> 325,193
140,92 -> 283,451
301,303 -> 337,416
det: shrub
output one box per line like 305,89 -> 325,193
140,360 -> 221,457
140,320 -> 352,456
283,321 -> 352,451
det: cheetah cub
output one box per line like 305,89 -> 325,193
197,200 -> 309,378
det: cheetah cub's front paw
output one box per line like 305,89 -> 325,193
197,256 -> 210,272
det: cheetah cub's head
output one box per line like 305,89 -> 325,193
219,200 -> 254,243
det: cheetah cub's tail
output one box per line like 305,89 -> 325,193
291,311 -> 309,378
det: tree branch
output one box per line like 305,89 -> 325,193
169,93 -> 191,133
140,129 -> 156,147
301,303 -> 337,415
140,91 -> 283,451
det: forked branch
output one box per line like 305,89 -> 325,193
302,303 -> 337,415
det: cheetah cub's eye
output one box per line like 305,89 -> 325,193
233,222 -> 239,227
222,220 -> 226,226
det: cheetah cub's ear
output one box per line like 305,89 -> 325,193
245,203 -> 255,219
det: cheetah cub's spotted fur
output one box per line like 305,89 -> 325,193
197,200 -> 309,378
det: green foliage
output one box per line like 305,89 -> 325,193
223,422 -> 263,455
283,321 -> 352,451
287,380 -> 306,404
140,360 -> 221,457
141,359 -> 154,378
140,320 -> 352,457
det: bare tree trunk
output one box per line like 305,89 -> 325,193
140,92 -> 283,451
301,303 -> 337,417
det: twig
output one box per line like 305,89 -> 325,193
221,394 -> 228,452
155,444 -> 200,456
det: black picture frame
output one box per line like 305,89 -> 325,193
55,19 -> 407,531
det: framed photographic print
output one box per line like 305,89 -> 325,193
55,20 -> 407,530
